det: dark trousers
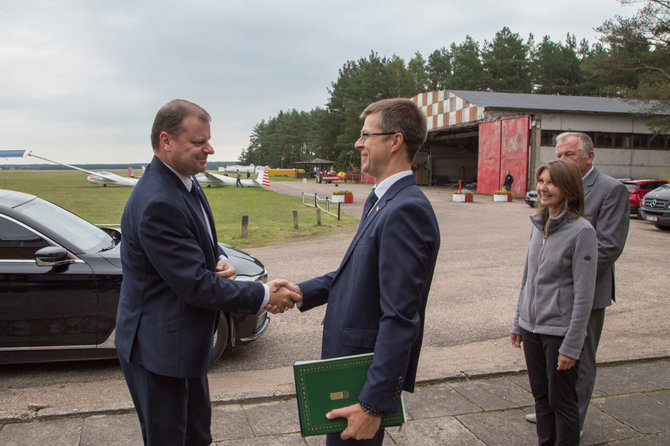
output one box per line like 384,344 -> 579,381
119,355 -> 212,446
522,330 -> 580,446
576,307 -> 605,430
326,428 -> 384,446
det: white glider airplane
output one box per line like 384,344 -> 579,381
1,149 -> 270,188
196,170 -> 270,188
0,150 -> 139,186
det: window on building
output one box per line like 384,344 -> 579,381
649,134 -> 668,150
633,134 -> 648,149
541,130 -> 559,146
542,131 -> 668,150
613,133 -> 631,149
594,133 -> 614,148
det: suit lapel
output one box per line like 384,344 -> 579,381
335,175 -> 415,276
150,158 -> 217,253
582,168 -> 599,199
167,170 -> 217,259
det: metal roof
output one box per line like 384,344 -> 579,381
449,90 -> 660,115
294,158 -> 334,165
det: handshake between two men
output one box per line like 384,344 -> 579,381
265,279 -> 302,314
216,259 -> 301,314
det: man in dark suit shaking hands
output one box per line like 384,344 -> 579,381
116,99 -> 301,445
294,98 -> 441,445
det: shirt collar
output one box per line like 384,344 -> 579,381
582,166 -> 595,180
159,159 -> 194,191
373,170 -> 412,200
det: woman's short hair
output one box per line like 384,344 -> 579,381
536,160 -> 586,220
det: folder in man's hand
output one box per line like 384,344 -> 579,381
293,352 -> 405,436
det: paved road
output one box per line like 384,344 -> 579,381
246,180 -> 670,372
1,181 -> 668,423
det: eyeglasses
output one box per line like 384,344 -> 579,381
359,132 -> 395,141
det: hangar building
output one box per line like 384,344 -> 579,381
410,90 -> 670,196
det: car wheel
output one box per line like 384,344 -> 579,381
210,313 -> 229,367
654,223 -> 670,231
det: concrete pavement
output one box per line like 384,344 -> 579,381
0,359 -> 668,445
1,181 -> 669,445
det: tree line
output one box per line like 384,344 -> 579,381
240,0 -> 669,171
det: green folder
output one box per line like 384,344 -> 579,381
293,352 -> 406,437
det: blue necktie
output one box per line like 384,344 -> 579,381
190,180 -> 216,247
361,189 -> 377,221
190,182 -> 199,198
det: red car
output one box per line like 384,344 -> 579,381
621,179 -> 668,216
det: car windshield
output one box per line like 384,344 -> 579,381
18,198 -> 114,253
624,183 -> 640,190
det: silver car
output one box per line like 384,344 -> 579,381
639,183 -> 670,230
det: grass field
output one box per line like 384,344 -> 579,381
0,170 -> 358,248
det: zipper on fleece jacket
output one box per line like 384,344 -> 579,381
529,233 -> 547,332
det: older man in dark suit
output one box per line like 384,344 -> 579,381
294,98 -> 441,445
526,132 -> 629,432
116,99 -> 300,445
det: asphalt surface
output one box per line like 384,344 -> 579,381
1,180 -> 668,445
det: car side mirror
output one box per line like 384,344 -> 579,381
35,246 -> 73,268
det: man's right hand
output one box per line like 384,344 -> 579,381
266,279 -> 302,313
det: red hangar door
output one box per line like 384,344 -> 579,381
476,116 -> 529,197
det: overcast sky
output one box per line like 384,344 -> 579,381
0,0 -> 640,165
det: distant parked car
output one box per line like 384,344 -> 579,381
0,189 -> 270,365
525,190 -> 538,207
639,183 -> 670,230
621,179 -> 668,217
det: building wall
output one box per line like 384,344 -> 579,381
415,91 -> 670,189
538,145 -> 670,180
532,112 -> 670,182
535,113 -> 650,133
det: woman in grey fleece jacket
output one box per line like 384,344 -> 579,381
511,160 -> 597,446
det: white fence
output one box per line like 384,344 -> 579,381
301,192 -> 341,220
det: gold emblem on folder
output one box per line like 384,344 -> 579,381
329,391 -> 349,400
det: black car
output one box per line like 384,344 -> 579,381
638,183 -> 670,230
0,189 -> 269,365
